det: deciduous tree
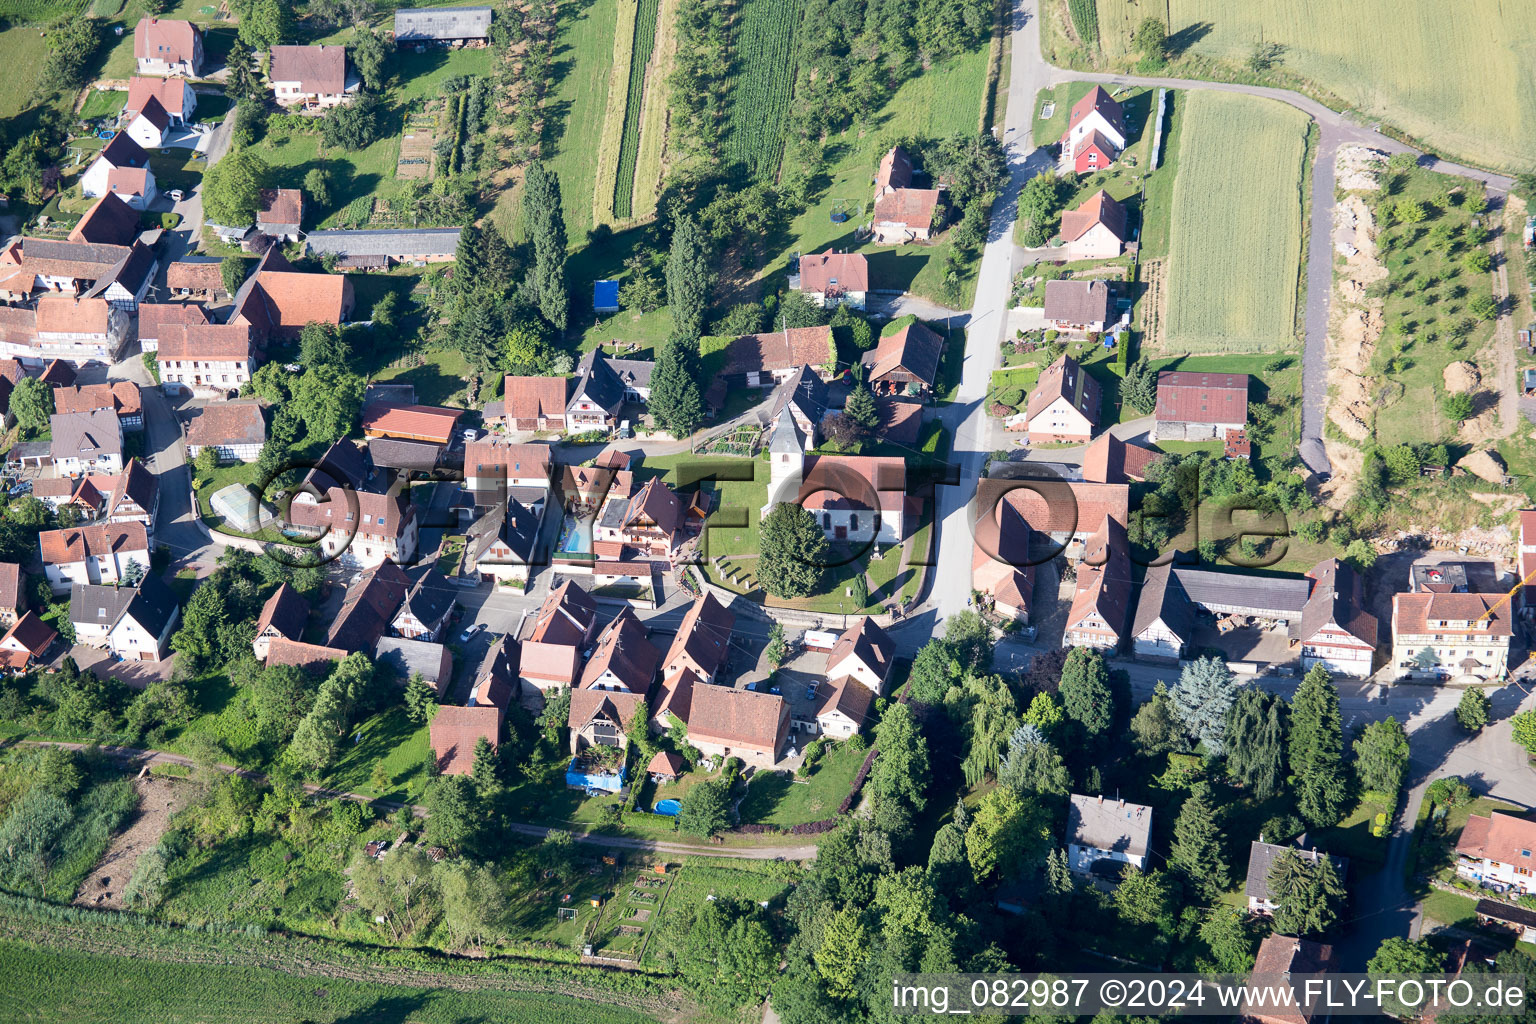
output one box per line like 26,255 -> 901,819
1354,716 -> 1409,797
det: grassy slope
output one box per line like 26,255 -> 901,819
540,0 -> 620,242
1163,91 -> 1307,354
1091,0 -> 1536,173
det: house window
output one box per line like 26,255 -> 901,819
822,513 -> 830,528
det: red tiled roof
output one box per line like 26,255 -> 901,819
239,270 -> 352,330
1244,935 -> 1335,1024
126,75 -> 191,117
258,188 -> 303,227
798,250 -> 869,294
69,193 -> 142,246
269,45 -> 348,95
38,522 -> 148,565
499,375 -> 568,423
1059,190 -> 1129,244
873,187 -> 942,231
1064,85 -> 1126,140
265,638 -> 349,671
36,296 -> 114,335
2,610 -> 56,657
725,326 -> 834,375
981,476 -> 1129,538
156,323 -> 254,361
528,580 -> 597,646
799,455 -> 906,513
687,685 -> 787,753
53,381 -> 141,419
360,403 -> 461,444
137,301 -> 210,339
1393,592 -> 1512,638
864,320 -> 943,388
0,563 -> 20,609
164,262 -> 224,293
664,593 -> 733,679
184,402 -> 265,447
875,146 -> 913,193
580,607 -> 660,691
517,639 -> 582,684
1154,371 -> 1249,424
255,583 -> 309,644
429,705 -> 500,775
875,398 -> 923,445
1081,432 -> 1159,484
133,17 -> 200,65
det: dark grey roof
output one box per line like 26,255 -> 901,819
23,238 -> 130,270
467,496 -> 540,566
1476,899 -> 1536,929
84,241 -> 157,300
97,133 -> 151,171
769,364 -> 828,426
1131,562 -> 1194,641
569,349 -> 626,413
375,636 -> 452,683
598,495 -> 631,530
364,382 -> 417,406
122,574 -> 180,637
51,409 -> 122,461
368,437 -> 441,472
607,358 -> 654,390
1244,841 -> 1348,902
308,438 -> 372,489
393,6 -> 492,40
304,227 -> 463,259
69,582 -> 133,628
6,441 -> 51,462
1171,566 -> 1312,617
400,571 -> 457,628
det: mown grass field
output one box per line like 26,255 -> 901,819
723,0 -> 802,178
1162,91 -> 1307,353
0,20 -> 59,120
540,0 -> 620,241
613,0 -> 660,216
0,940 -> 665,1024
628,0 -> 678,221
1090,0 -> 1536,172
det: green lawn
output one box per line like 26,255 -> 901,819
1312,793 -> 1393,870
738,741 -> 866,826
239,126 -> 399,233
322,705 -> 431,803
80,89 -> 127,120
1420,889 -> 1478,929
394,47 -> 497,104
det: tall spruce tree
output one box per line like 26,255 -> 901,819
667,215 -> 714,342
1268,848 -> 1346,936
648,334 -> 703,438
844,383 -> 879,433
1169,783 -> 1229,895
521,162 -> 568,331
1171,656 -> 1241,755
1225,688 -> 1287,798
1289,665 -> 1348,826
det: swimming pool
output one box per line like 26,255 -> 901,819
558,515 -> 593,553
653,798 -> 681,816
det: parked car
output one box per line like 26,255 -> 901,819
458,622 -> 485,642
462,427 -> 479,442
167,189 -> 184,201
8,481 -> 31,497
618,419 -> 633,439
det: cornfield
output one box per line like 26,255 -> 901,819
723,0 -> 802,179
1163,91 -> 1307,354
1091,0 -> 1536,172
1066,0 -> 1098,47
0,0 -> 88,20
612,0 -> 660,218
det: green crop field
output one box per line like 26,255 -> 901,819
0,0 -> 88,20
1162,91 -> 1307,354
613,0 -> 660,217
0,941 -> 665,1024
723,0 -> 802,178
1091,0 -> 1536,172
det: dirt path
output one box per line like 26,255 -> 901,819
73,775 -> 187,910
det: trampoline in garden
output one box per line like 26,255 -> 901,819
830,200 -> 851,223
653,799 -> 681,817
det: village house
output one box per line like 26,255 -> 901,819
651,664 -> 698,735
157,323 -> 258,396
687,684 -> 790,767
516,581 -> 598,707
462,497 -> 542,586
39,521 -> 150,593
252,582 -> 309,662
1043,279 -> 1114,334
1080,431 -> 1160,484
389,570 -> 456,641
565,349 -> 634,430
814,678 -> 875,739
1299,559 -> 1378,677
136,302 -> 210,354
863,319 -> 944,400
265,638 -> 351,673
164,262 -> 226,301
1129,563 -> 1193,662
32,295 -> 132,365
375,636 -> 454,694
124,95 -> 174,150
720,325 -> 837,389
972,498 -> 1036,623
229,249 -> 354,341
285,481 -> 419,569
594,476 -> 684,561
361,403 -> 462,445
81,135 -> 157,208
0,564 -> 25,629
268,45 -> 360,110
1067,793 -> 1151,875
430,705 -> 500,775
393,6 -> 493,46
871,146 -> 943,244
663,594 -> 734,685
1242,936 -> 1336,1024
1151,371 -> 1249,442
1520,510 -> 1536,612
469,635 -> 516,715
54,381 -> 141,433
51,409 -> 124,478
796,250 -> 869,309
0,612 -> 57,673
1457,812 -> 1536,895
580,608 -> 661,693
825,617 -> 895,695
978,476 -> 1129,561
1023,354 -> 1101,442
68,193 -> 142,247
323,563 -> 410,652
1063,516 -> 1134,650
4,238 -> 153,314
183,401 -> 266,463
303,227 -> 462,269
256,189 -> 305,242
1391,592 -> 1512,682
1059,190 -> 1130,260
1245,840 -> 1349,915
105,575 -> 180,662
567,687 -> 645,754
125,75 -> 197,125
134,17 -> 204,76
1060,86 -> 1128,174
463,439 -> 554,508
489,376 -> 568,432
69,584 -> 132,647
